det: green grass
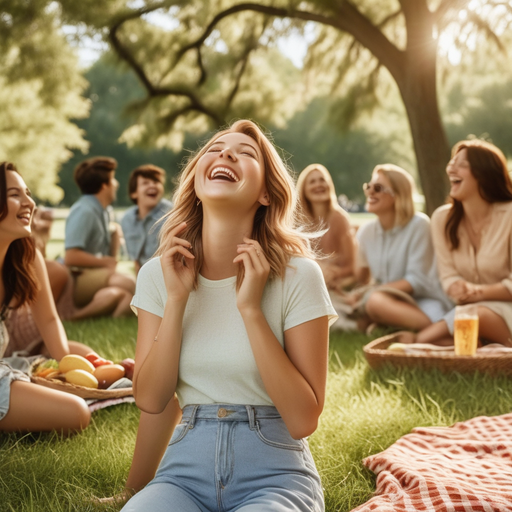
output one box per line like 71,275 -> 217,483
2,322 -> 512,511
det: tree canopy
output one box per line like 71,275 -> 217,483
0,0 -> 89,202
59,0 -> 511,212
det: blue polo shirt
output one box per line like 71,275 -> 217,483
65,195 -> 111,256
121,198 -> 172,265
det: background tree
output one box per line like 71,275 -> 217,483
60,0 -> 512,213
0,0 -> 89,202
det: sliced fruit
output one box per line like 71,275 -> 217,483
65,369 -> 99,388
59,354 -> 95,374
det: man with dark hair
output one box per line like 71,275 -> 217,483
64,157 -> 135,317
121,164 -> 172,274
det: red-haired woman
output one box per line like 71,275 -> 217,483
0,162 -> 91,433
415,140 -> 512,346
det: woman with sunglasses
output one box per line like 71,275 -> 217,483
353,164 -> 451,331
296,164 -> 356,290
413,140 -> 512,346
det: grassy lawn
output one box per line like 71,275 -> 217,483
2,320 -> 512,512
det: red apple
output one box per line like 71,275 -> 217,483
119,358 -> 135,380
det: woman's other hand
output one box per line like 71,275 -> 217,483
161,222 -> 195,303
234,237 -> 270,314
447,279 -> 484,304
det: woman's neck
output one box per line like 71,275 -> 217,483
200,209 -> 255,280
462,194 -> 492,225
377,209 -> 396,231
310,201 -> 330,223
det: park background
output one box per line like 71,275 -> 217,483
1,1 -> 512,511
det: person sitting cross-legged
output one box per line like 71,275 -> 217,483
64,157 -> 135,318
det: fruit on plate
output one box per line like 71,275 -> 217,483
59,354 -> 95,374
119,358 -> 135,381
94,364 -> 125,389
65,369 -> 99,388
85,353 -> 114,368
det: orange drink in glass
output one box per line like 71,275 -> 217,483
454,305 -> 479,356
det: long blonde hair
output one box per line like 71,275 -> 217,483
157,120 -> 314,288
296,164 -> 342,223
374,164 -> 415,227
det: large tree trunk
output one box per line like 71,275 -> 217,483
395,7 -> 451,216
399,73 -> 451,215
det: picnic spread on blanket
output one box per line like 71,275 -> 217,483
351,413 -> 512,511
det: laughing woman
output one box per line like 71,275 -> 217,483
122,120 -> 336,512
354,164 -> 452,331
415,140 -> 512,346
296,164 -> 356,290
0,162 -> 90,433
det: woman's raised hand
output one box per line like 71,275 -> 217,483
160,222 -> 195,303
234,237 -> 270,314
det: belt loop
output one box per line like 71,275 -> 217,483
246,406 -> 256,429
187,405 -> 199,429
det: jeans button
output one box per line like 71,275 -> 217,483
218,408 -> 227,418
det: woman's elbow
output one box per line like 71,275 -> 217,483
133,387 -> 167,414
288,417 -> 319,440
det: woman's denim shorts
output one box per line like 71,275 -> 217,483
122,404 -> 324,512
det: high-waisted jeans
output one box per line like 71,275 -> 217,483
121,404 -> 324,512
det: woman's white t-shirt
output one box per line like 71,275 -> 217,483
131,256 -> 337,408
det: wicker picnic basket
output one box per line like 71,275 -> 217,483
30,376 -> 133,400
364,333 -> 512,376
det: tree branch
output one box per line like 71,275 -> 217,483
108,25 -> 224,125
176,2 -> 405,81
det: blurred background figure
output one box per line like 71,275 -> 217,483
353,164 -> 452,332
64,157 -> 135,317
415,140 -> 512,346
297,164 -> 356,290
121,165 -> 172,274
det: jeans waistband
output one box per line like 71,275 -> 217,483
181,404 -> 281,429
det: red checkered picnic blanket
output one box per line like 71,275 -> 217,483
352,413 -> 512,511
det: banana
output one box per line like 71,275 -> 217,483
59,354 -> 95,374
65,369 -> 99,388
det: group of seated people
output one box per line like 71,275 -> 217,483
0,122 -> 510,509
300,139 -> 511,348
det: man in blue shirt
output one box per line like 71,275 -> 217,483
121,164 -> 172,274
65,157 -> 135,317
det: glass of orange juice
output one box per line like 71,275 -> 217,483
454,305 -> 479,356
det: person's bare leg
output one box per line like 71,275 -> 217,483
365,291 -> 432,330
415,320 -> 453,345
478,307 -> 511,346
109,272 -> 136,295
70,288 -> 124,320
45,260 -> 70,303
112,290 -> 134,318
0,381 -> 90,433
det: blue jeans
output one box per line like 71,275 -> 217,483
121,404 -> 324,512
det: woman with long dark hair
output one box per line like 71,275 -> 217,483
0,162 -> 91,432
414,140 -> 512,345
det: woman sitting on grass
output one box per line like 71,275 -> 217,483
0,161 -> 91,433
412,140 -> 512,346
353,164 -> 452,332
296,164 -> 356,290
122,120 -> 336,511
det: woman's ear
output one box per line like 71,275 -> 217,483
258,190 -> 270,206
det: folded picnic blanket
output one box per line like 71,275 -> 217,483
352,413 -> 512,511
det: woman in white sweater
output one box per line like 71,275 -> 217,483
122,120 -> 336,512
